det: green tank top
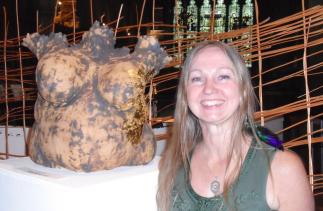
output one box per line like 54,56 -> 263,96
170,139 -> 277,211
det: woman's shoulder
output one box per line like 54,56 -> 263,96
268,149 -> 314,210
271,149 -> 308,177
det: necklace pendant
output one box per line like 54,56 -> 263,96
210,178 -> 220,195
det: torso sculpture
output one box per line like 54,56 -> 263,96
23,22 -> 170,172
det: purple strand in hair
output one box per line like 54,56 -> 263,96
256,126 -> 284,151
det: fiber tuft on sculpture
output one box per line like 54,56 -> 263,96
23,22 -> 170,172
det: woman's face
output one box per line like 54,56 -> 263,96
186,46 -> 241,126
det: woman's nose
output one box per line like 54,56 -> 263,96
203,78 -> 217,94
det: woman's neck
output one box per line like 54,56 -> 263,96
199,121 -> 234,159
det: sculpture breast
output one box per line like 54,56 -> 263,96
23,22 -> 170,172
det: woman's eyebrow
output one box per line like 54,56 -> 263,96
188,68 -> 202,73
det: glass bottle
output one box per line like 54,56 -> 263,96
214,0 -> 226,34
200,0 -> 211,32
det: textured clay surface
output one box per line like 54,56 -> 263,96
23,22 -> 170,172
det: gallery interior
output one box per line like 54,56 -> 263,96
0,0 -> 322,210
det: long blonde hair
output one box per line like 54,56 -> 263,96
157,41 -> 258,211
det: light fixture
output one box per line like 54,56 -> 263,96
126,28 -> 131,36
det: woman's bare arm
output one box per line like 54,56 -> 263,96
268,150 -> 314,211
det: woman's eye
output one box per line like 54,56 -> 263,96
218,74 -> 230,80
191,76 -> 202,82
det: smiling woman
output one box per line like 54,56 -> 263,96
186,46 -> 241,127
157,41 -> 314,211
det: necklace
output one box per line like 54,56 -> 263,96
210,177 -> 220,195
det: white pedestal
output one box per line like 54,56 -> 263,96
0,157 -> 160,211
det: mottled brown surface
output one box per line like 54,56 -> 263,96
23,22 -> 170,172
